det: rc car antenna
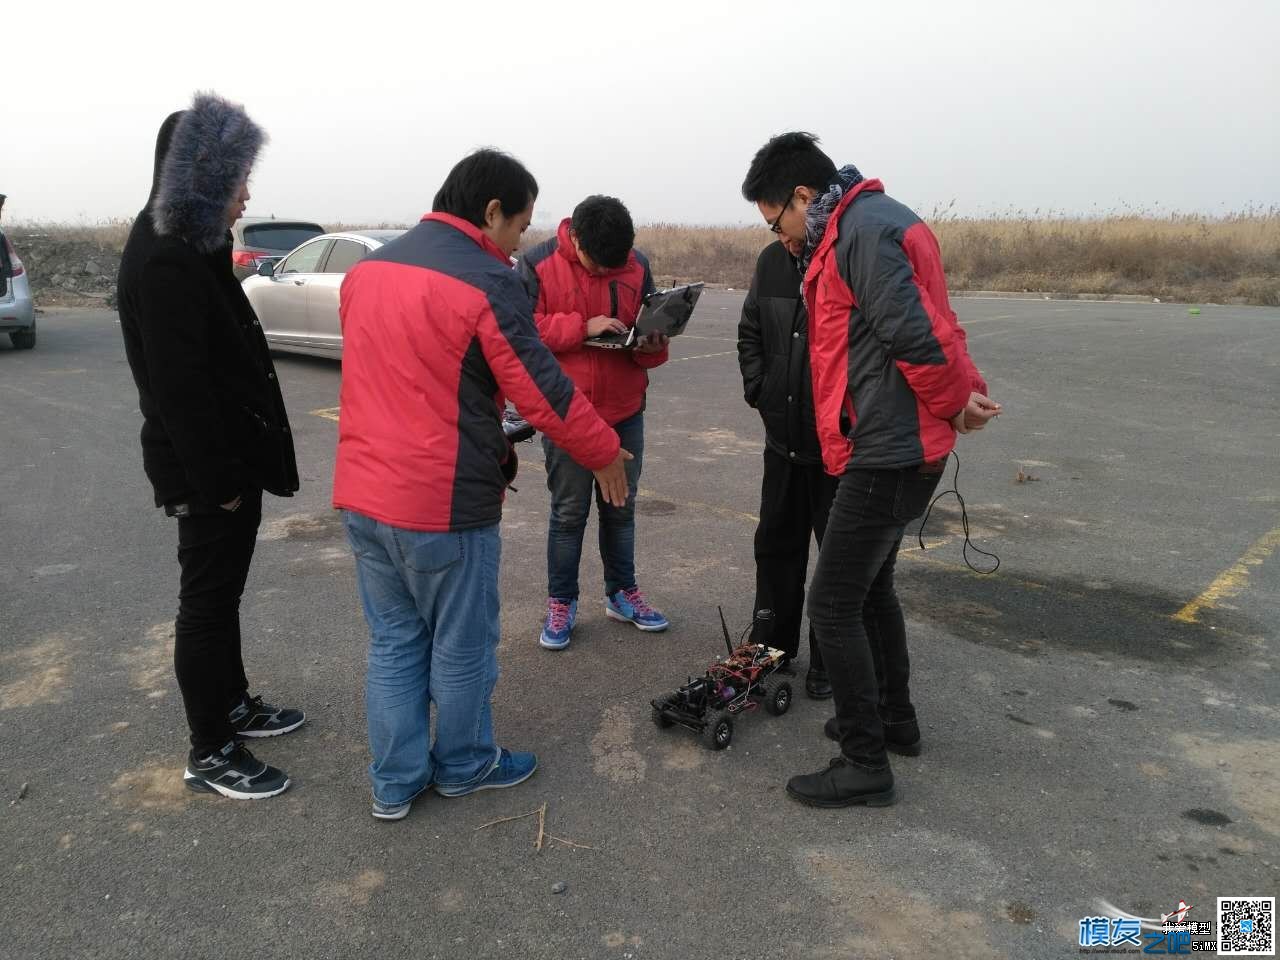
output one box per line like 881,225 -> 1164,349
717,606 -> 734,658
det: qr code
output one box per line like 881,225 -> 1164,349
1219,897 -> 1275,955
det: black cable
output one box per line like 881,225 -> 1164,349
917,450 -> 1001,575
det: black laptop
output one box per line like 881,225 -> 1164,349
584,282 -> 704,350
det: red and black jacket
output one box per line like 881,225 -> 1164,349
517,219 -> 668,427
333,213 -> 620,532
803,179 -> 987,475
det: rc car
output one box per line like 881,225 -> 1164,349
650,608 -> 792,750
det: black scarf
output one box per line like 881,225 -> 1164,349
799,164 -> 865,284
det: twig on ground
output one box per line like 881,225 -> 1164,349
474,809 -> 541,832
473,801 -> 594,852
545,834 -> 595,850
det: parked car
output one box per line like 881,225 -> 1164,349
241,230 -> 404,357
0,232 -> 36,350
231,217 -> 325,280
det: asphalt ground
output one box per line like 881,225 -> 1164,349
1,293 -> 1278,959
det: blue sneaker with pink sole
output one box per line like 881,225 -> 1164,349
605,587 -> 669,632
539,597 -> 577,650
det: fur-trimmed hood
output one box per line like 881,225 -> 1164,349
150,92 -> 267,253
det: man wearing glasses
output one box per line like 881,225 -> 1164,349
741,132 -> 1000,808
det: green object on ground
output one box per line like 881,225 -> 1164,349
1189,307 -> 1202,315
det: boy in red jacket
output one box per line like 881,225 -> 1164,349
518,196 -> 670,649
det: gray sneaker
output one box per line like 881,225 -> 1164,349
372,784 -> 429,821
184,742 -> 290,800
230,694 -> 306,739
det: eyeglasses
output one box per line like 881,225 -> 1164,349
769,194 -> 794,234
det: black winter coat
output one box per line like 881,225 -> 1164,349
117,98 -> 298,509
737,241 -> 822,466
0,230 -> 12,286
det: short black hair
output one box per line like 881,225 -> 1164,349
570,195 -> 635,270
741,132 -> 837,207
432,148 -> 538,228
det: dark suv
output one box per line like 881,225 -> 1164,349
231,217 -> 325,280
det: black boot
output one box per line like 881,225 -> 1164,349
824,716 -> 921,757
785,756 -> 895,808
805,666 -> 832,699
880,716 -> 922,757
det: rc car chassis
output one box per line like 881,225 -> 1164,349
650,608 -> 792,750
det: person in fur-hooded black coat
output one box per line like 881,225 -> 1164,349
117,92 -> 303,800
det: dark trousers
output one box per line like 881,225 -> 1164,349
750,448 -> 839,663
807,464 -> 942,770
173,488 -> 262,754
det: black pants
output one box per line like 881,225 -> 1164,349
807,464 -> 942,770
173,488 -> 262,754
750,448 -> 839,662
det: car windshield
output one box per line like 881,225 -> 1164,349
243,223 -> 325,253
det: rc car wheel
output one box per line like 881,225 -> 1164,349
651,706 -> 674,729
764,680 -> 793,717
701,709 -> 733,750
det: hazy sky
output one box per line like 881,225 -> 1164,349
6,0 -> 1277,226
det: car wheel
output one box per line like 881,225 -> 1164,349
765,680 -> 793,717
701,709 -> 733,750
10,321 -> 35,349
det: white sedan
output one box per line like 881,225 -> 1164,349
242,229 -> 403,357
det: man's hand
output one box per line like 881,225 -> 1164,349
634,332 -> 669,354
219,495 -> 243,512
951,392 -> 1002,434
586,315 -> 627,338
593,448 -> 634,507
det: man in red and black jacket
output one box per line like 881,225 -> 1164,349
742,132 -> 1001,809
517,196 -> 671,651
334,151 -> 631,820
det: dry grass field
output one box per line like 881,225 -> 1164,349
620,210 -> 1280,305
8,209 -> 1278,306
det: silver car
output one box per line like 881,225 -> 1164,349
0,232 -> 36,350
242,230 -> 403,357
231,217 -> 325,281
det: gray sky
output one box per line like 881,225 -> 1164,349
7,0 -> 1277,226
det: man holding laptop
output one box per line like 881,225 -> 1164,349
518,195 -> 673,650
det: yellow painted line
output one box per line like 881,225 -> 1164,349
310,406 -> 340,422
1173,523 -> 1280,623
669,350 -> 737,364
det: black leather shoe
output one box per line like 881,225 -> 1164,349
881,717 -> 922,757
824,716 -> 922,757
785,756 -> 896,808
805,667 -> 833,700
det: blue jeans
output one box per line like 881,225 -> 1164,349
342,511 -> 502,804
543,411 -> 644,600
